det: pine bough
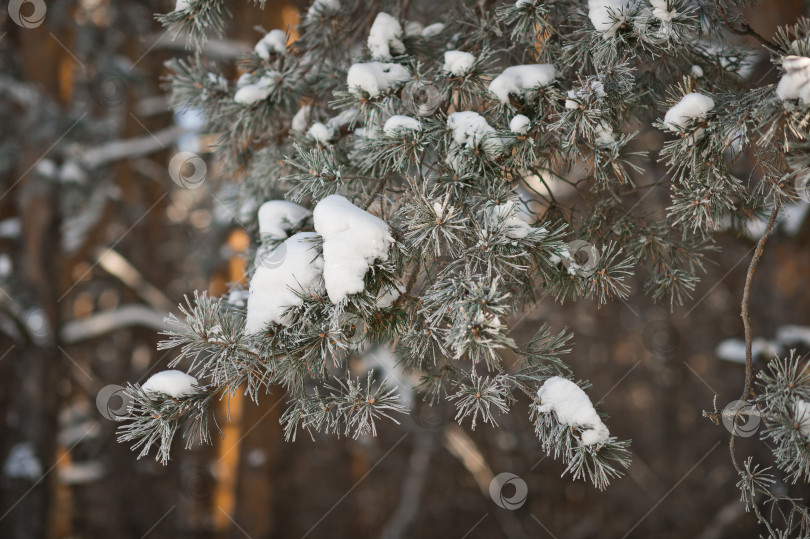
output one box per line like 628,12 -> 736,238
116,0 -> 810,525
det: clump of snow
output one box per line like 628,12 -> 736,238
489,64 -> 556,104
234,72 -> 279,105
142,370 -> 198,398
588,0 -> 629,38
796,400 -> 810,439
404,21 -> 423,36
347,62 -> 410,97
308,122 -> 334,144
4,442 -> 42,480
376,282 -> 405,308
421,23 -> 445,37
715,337 -> 782,363
593,121 -> 616,146
650,0 -> 677,21
777,56 -> 810,105
254,30 -> 287,59
245,232 -> 324,332
0,254 -> 11,278
313,195 -> 394,303
447,111 -> 504,156
776,325 -> 810,347
368,12 -> 405,60
691,65 -> 704,78
257,200 -> 311,239
663,92 -> 714,139
383,115 -> 421,136
509,114 -> 531,134
516,0 -> 537,7
306,0 -> 340,20
291,104 -> 312,132
537,376 -> 610,446
489,200 -> 536,239
565,80 -> 606,109
175,0 -> 193,11
444,50 -> 475,76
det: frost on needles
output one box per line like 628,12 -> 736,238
123,0 -> 810,513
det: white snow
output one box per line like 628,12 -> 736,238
307,122 -> 334,144
776,325 -> 810,347
509,114 -> 531,134
663,92 -> 714,138
565,80 -> 606,109
489,200 -> 535,239
537,376 -> 610,446
516,0 -> 536,6
0,254 -> 11,278
404,21 -> 423,36
691,65 -> 704,78
588,0 -> 630,38
254,30 -> 287,59
234,73 -> 279,105
142,370 -> 198,398
245,232 -> 324,332
383,115 -> 421,136
376,282 -> 404,308
447,111 -> 504,156
421,23 -> 445,37
291,104 -> 312,132
489,64 -> 556,104
650,0 -> 677,21
777,56 -> 810,105
715,338 -> 782,364
347,61 -> 410,97
594,121 -> 616,146
796,400 -> 810,439
306,0 -> 340,20
443,50 -> 476,76
368,12 -> 405,60
4,442 -> 42,480
313,195 -> 394,303
257,200 -> 311,239
175,0 -> 192,11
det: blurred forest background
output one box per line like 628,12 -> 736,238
1,1 -> 810,538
